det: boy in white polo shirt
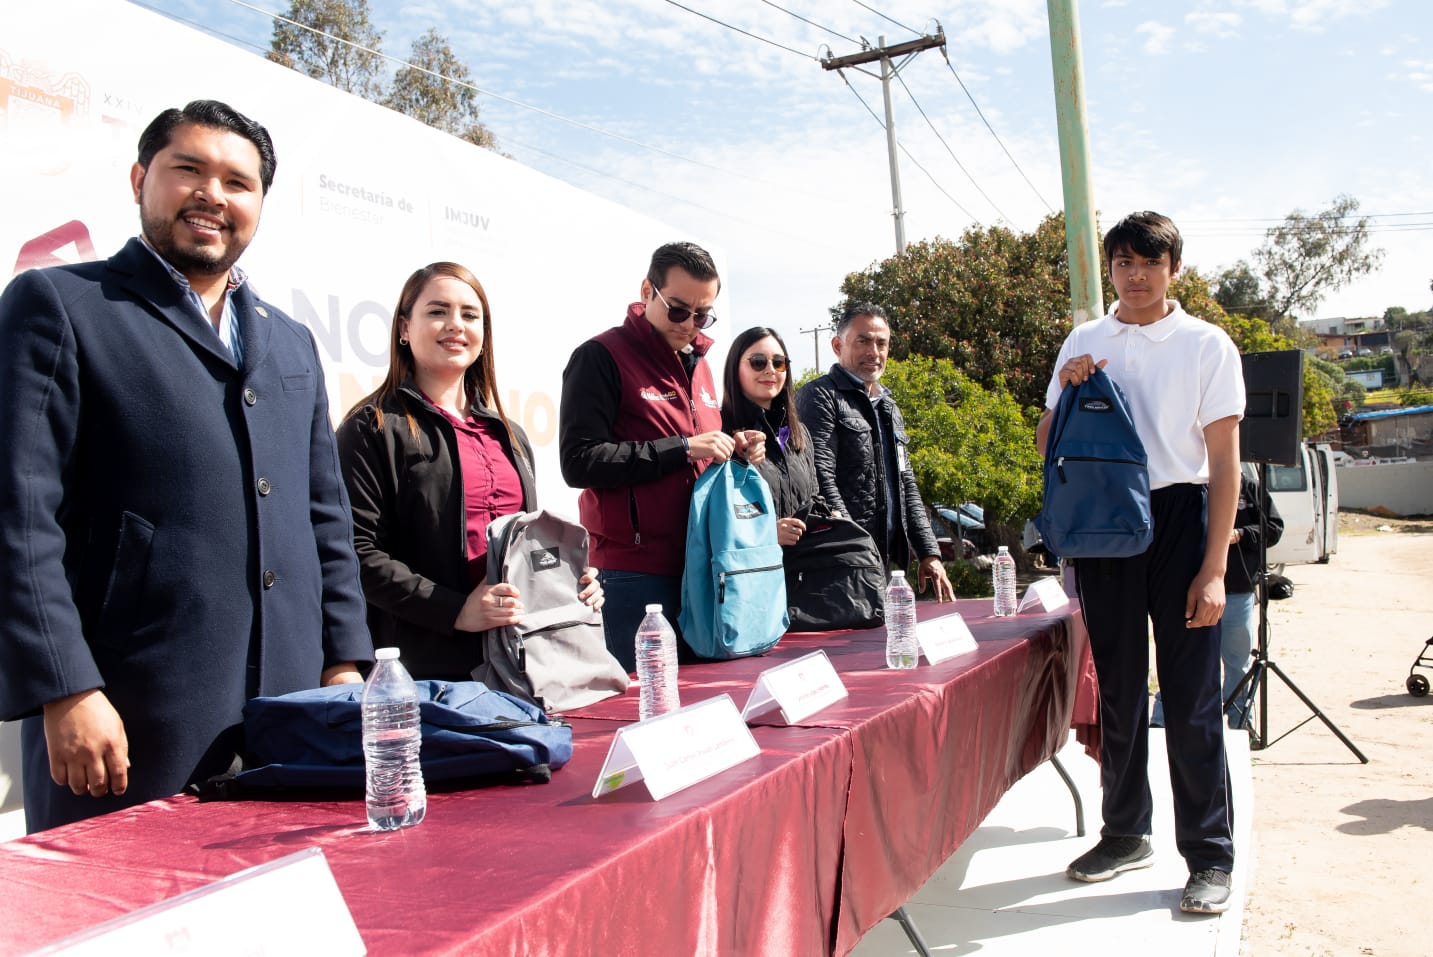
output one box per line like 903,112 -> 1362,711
1036,211 -> 1245,915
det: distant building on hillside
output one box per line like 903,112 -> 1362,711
1341,404 -> 1433,459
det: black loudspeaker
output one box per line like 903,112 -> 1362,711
1240,350 -> 1304,465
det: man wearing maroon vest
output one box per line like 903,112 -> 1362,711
560,242 -> 763,672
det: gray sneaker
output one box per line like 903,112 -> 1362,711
1180,868 -> 1232,914
1065,836 -> 1154,882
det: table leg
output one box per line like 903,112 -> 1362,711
1049,754 -> 1086,837
887,906 -> 934,957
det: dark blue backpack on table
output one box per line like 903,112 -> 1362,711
191,680 -> 573,799
679,459 -> 789,659
1035,367 -> 1153,559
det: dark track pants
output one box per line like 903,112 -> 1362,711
1075,483 -> 1234,873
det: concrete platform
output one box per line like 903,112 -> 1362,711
851,727 -> 1253,956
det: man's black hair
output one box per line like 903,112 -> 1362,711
647,241 -> 720,290
136,100 -> 277,194
1103,211 -> 1182,266
836,301 -> 888,336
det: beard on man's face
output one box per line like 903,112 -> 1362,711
140,203 -> 247,278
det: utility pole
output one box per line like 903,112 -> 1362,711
799,322 -> 834,376
1046,0 -> 1103,325
823,29 -> 946,256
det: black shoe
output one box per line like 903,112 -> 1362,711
1180,868 -> 1232,914
1065,836 -> 1154,882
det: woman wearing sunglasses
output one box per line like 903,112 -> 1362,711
336,262 -> 603,680
720,326 -> 818,547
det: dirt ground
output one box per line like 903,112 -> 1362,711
1238,513 -> 1432,957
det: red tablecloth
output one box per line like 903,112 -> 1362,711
0,599 -> 1095,957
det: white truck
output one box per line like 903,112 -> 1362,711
1262,443 -> 1340,568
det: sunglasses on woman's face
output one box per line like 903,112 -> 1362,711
746,354 -> 788,372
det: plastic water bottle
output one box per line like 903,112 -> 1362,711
884,571 -> 918,669
362,647 -> 426,831
993,545 -> 1019,617
636,604 -> 680,720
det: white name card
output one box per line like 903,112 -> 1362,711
1018,577 -> 1071,614
592,694 -> 761,801
33,847 -> 364,956
916,612 -> 978,663
740,650 -> 848,724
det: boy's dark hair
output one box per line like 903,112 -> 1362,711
647,241 -> 720,291
137,100 -> 277,194
836,301 -> 888,335
1103,211 -> 1182,266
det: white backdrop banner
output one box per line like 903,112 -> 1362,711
0,0 -> 730,518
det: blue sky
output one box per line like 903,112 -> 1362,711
147,0 -> 1430,374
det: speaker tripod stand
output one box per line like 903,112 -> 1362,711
1225,463 -> 1367,763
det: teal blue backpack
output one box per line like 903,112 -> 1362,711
678,460 -> 789,659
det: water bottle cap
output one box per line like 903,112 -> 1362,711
375,647 -> 400,660
644,603 -> 663,613
890,570 -> 905,580
997,545 -> 1010,554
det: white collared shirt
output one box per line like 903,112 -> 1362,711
1044,300 -> 1245,489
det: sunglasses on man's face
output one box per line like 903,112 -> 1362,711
746,354 -> 788,372
651,285 -> 717,330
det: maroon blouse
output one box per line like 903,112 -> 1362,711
426,398 -> 525,586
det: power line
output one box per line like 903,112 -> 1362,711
756,0 -> 860,45
660,0 -> 817,60
837,71 -> 980,224
940,53 -> 1055,213
847,0 -> 920,37
892,70 -> 1010,221
219,0 -> 847,205
501,136 -> 852,252
1181,211 -> 1433,224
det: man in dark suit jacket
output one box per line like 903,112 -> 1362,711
0,100 -> 372,832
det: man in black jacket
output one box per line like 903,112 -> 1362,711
795,303 -> 954,600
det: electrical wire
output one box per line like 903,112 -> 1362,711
219,0 -> 851,204
847,0 -> 921,37
502,137 -> 851,250
660,0 -> 817,60
940,53 -> 1055,213
893,71 -> 1010,221
756,0 -> 860,45
837,70 -> 981,224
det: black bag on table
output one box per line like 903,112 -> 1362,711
783,496 -> 885,632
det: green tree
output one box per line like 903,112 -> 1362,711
836,215 -> 1072,411
386,29 -> 498,150
878,356 -> 1042,524
1211,261 -> 1273,321
1253,194 -> 1385,320
1179,269 -> 1338,438
268,0 -> 385,99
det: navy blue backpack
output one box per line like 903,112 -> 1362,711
1035,368 -> 1154,559
194,680 -> 573,798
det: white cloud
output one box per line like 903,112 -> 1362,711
1185,10 -> 1242,37
1401,62 -> 1433,94
1237,0 -> 1391,32
1136,21 -> 1175,55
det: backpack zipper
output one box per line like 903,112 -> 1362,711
1056,455 -> 1145,482
718,563 -> 783,601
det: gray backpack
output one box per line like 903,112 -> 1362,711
471,510 -> 629,713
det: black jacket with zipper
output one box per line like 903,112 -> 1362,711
336,385 -> 536,680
